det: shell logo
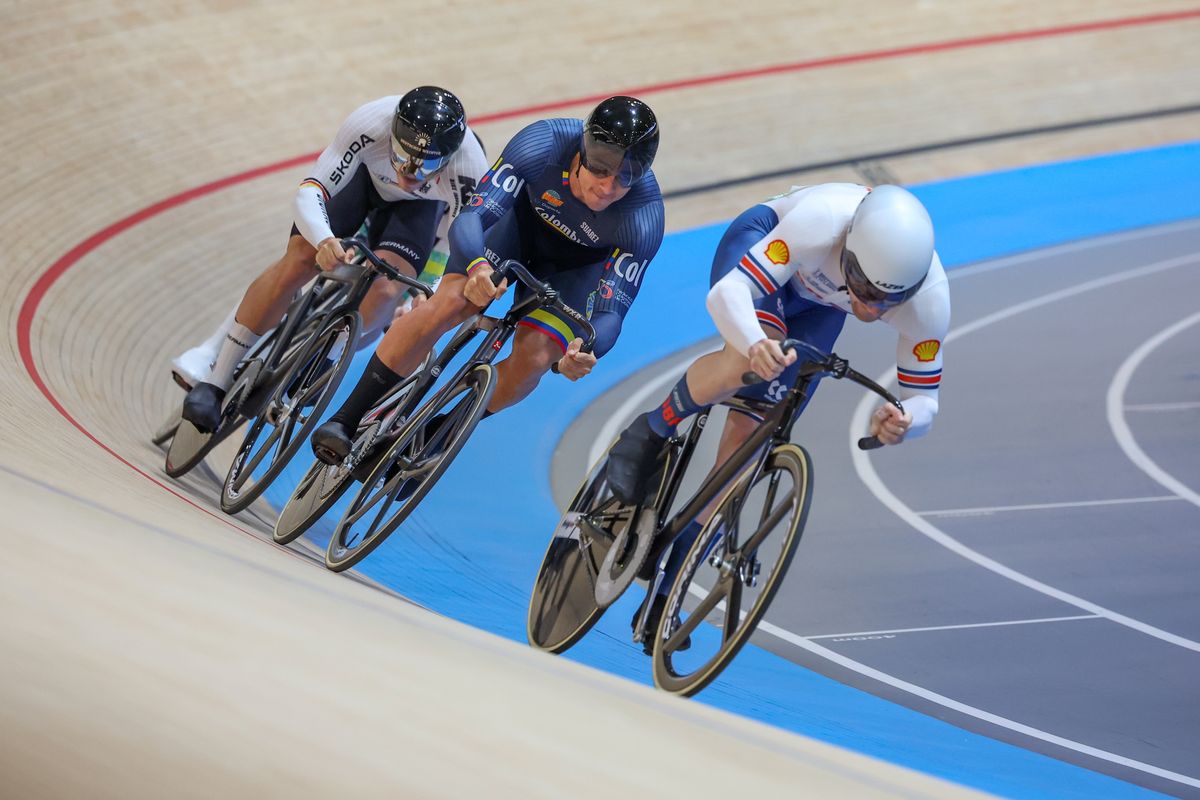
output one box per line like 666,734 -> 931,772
765,239 -> 790,265
913,339 -> 940,362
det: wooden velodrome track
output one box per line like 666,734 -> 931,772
4,2 -> 1199,796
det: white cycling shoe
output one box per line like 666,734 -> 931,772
170,343 -> 217,391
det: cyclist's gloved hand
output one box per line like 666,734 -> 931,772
315,237 -> 350,271
463,263 -> 508,307
747,338 -> 797,382
871,404 -> 912,445
557,338 -> 596,381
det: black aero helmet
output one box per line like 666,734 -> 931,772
390,86 -> 466,180
580,95 -> 659,187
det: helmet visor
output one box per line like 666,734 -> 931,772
841,247 -> 924,309
580,133 -> 645,188
391,136 -> 449,183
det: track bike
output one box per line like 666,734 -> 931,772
163,239 -> 432,517
527,338 -> 902,696
318,259 -> 596,572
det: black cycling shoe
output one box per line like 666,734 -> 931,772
606,413 -> 668,506
633,592 -> 691,655
181,382 -> 226,434
312,418 -> 354,465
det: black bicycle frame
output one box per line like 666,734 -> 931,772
394,258 -> 598,421
259,237 -> 433,377
641,339 -> 902,571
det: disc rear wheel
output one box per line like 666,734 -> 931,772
526,450 -> 647,653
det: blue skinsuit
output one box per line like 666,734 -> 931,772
447,118 -> 664,357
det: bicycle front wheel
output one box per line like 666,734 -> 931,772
325,363 -> 496,572
221,311 -> 360,514
652,443 -> 813,696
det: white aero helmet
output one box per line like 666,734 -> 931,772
841,185 -> 934,308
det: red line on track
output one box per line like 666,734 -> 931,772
17,10 -> 1198,537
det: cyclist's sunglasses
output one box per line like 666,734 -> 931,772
841,247 -> 924,310
579,135 -> 642,188
390,136 -> 449,183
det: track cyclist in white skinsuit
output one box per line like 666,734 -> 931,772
604,183 -> 952,648
175,86 -> 488,433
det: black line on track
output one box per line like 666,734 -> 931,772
663,102 -> 1200,200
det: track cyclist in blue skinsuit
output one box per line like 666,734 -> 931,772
605,183 -> 952,649
311,96 -> 665,463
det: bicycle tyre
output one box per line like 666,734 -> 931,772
652,443 -> 813,696
220,311 -> 360,513
272,371 -> 429,545
526,447 -> 650,653
324,363 -> 496,572
161,282 -> 342,478
162,359 -> 263,478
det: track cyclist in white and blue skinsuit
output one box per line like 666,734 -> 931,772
310,96 -> 666,464
605,183 -> 952,649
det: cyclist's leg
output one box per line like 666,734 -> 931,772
607,207 -> 782,502
171,306 -> 236,390
181,233 -> 322,431
682,290 -> 845,510
488,227 -> 613,411
357,198 -> 443,337
311,201 -> 522,461
181,169 -> 376,428
311,274 -> 477,463
647,292 -> 845,622
487,324 -> 560,411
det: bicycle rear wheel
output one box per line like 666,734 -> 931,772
652,443 -> 813,696
163,359 -> 263,478
272,371 -> 428,545
151,407 -> 181,448
324,363 -> 496,572
526,449 -> 651,653
220,311 -> 360,514
161,283 -> 339,478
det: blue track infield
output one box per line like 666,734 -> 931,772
264,140 -> 1200,799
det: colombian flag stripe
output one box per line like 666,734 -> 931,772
755,310 -> 787,334
299,179 -> 329,201
466,257 -> 489,274
519,310 -> 572,352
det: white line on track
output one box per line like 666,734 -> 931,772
852,252 -> 1200,656
1106,310 -> 1200,510
917,495 -> 1182,517
595,240 -> 1200,786
682,578 -> 1198,786
754,618 -> 1200,789
804,614 -> 1101,640
1125,401 -> 1200,412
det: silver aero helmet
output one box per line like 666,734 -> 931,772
841,185 -> 934,309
